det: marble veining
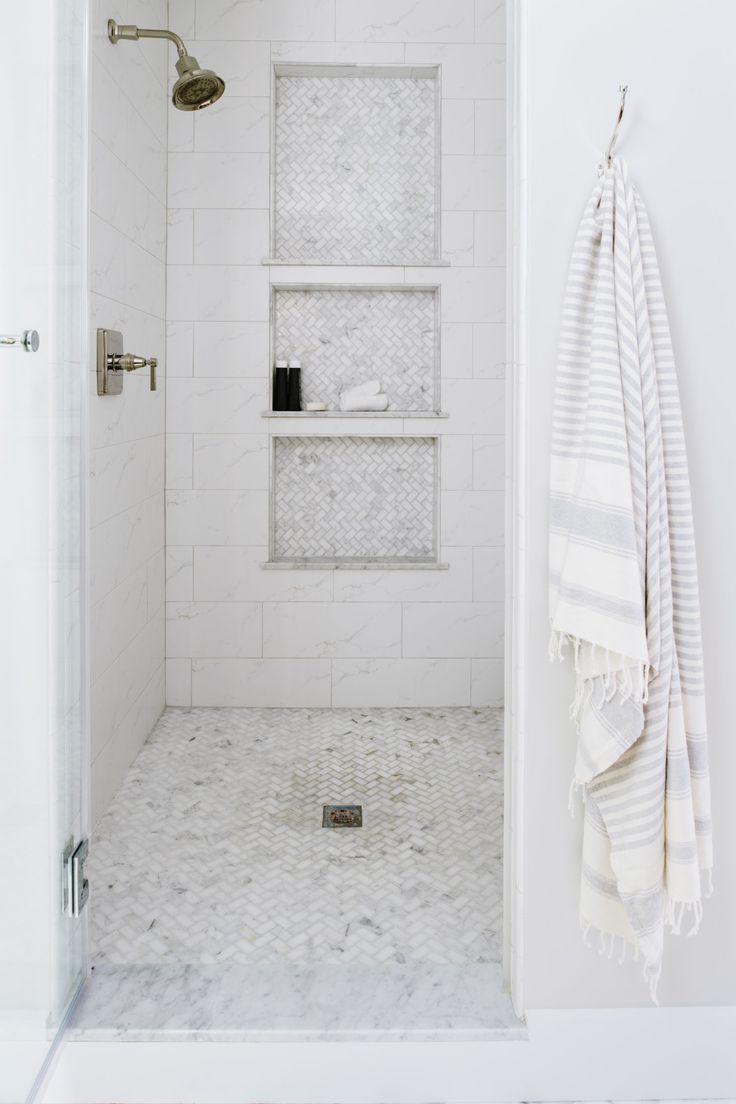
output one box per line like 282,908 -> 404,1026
272,436 -> 437,563
89,707 -> 502,968
274,72 -> 438,263
273,286 -> 438,412
69,962 -> 521,1041
79,706 -> 508,1038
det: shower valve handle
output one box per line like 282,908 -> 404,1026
112,351 -> 158,391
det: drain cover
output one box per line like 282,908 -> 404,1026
322,804 -> 363,828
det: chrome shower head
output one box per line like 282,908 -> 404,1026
108,19 -> 225,111
172,54 -> 226,111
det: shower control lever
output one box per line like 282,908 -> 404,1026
96,328 -> 158,395
114,351 -> 158,391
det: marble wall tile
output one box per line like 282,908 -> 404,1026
90,493 -> 164,607
166,489 -> 269,546
441,323 -> 474,379
442,100 -> 475,155
166,321 -> 194,377
336,0 -> 474,43
473,322 -> 506,378
443,155 -> 506,211
195,0 -> 337,41
192,435 -> 269,489
332,548 -> 473,602
166,209 -> 194,265
167,264 -> 270,322
405,44 -> 505,100
475,99 -> 506,155
166,601 -> 262,658
442,490 -> 504,546
191,658 -> 332,706
90,435 -> 165,525
191,41 -> 271,96
473,435 -> 505,490
263,602 -> 402,658
442,379 -> 505,434
442,211 -> 475,266
441,436 -> 474,490
194,209 -> 270,265
89,0 -> 167,821
471,658 -> 504,706
165,434 -> 193,490
403,602 -> 504,658
195,547 -> 334,603
163,3 -> 507,708
472,546 -> 505,602
90,565 -> 149,682
166,547 -> 194,603
193,321 -> 270,377
167,378 -> 267,434
168,152 -> 270,209
474,210 -> 506,268
165,658 -> 192,707
332,658 -> 471,706
194,97 -> 270,153
475,0 -> 506,43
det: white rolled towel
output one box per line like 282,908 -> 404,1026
342,379 -> 381,398
339,392 -> 389,412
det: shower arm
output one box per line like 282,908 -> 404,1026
107,20 -> 187,60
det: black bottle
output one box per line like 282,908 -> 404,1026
287,359 -> 301,411
273,360 -> 288,411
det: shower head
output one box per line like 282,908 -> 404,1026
107,19 -> 225,111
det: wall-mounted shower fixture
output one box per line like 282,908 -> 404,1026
107,19 -> 225,110
97,328 -> 157,396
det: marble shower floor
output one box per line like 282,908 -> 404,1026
73,707 -> 519,1039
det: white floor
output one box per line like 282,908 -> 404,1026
72,706 -> 514,1040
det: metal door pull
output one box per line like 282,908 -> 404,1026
1,330 -> 40,352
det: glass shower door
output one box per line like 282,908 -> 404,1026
0,1 -> 88,1100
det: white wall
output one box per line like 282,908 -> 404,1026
520,0 -> 736,1007
164,0 -> 507,709
88,0 -> 168,823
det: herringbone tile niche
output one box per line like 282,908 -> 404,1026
272,435 -> 438,563
273,65 -> 440,265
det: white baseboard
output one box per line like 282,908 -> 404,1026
41,1006 -> 736,1103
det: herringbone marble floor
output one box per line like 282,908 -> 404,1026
89,707 -> 503,969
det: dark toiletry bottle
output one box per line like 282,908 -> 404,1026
287,358 -> 301,411
273,359 -> 288,410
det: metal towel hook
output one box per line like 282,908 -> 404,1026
605,84 -> 630,167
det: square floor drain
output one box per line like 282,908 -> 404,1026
322,804 -> 363,828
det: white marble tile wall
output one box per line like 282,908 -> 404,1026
165,0 -> 505,708
89,0 -> 168,822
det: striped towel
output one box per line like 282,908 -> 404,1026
549,158 -> 713,999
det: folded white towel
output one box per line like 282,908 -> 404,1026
342,379 -> 381,397
338,393 -> 389,412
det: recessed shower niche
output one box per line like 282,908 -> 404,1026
272,64 -> 441,265
271,285 -> 440,413
270,435 -> 439,565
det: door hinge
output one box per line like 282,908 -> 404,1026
62,837 -> 89,917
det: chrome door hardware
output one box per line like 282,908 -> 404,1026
61,837 -> 90,917
96,327 -> 158,395
1,329 -> 40,352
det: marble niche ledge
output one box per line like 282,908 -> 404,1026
262,560 -> 450,571
262,411 -> 450,419
68,963 -> 526,1043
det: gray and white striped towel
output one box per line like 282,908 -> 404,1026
549,158 -> 713,999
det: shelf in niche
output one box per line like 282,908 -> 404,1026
261,560 -> 450,571
262,411 -> 449,419
262,258 -> 451,268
